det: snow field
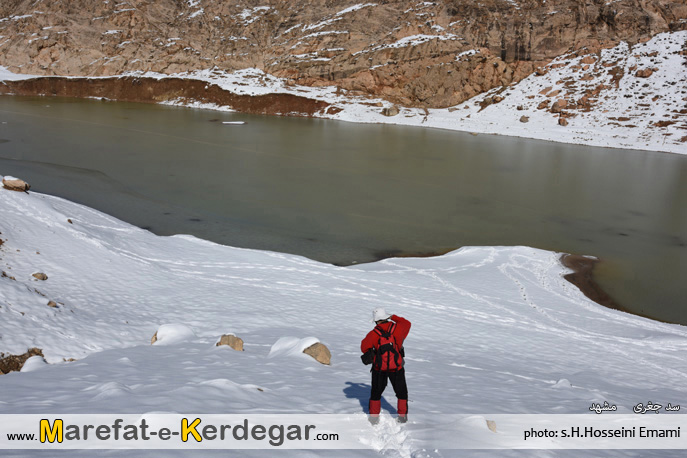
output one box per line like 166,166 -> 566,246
1,176 -> 686,418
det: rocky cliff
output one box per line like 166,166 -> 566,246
1,0 -> 685,108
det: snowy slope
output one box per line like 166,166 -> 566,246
1,176 -> 687,455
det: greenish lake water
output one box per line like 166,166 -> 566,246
0,96 -> 685,323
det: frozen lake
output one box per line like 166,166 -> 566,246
0,96 -> 685,323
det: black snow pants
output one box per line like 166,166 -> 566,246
370,368 -> 408,401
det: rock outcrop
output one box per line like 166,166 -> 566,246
0,348 -> 44,374
0,0 -> 683,108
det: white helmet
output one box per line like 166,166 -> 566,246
372,307 -> 390,323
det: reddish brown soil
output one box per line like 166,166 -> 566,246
561,254 -> 634,315
0,76 -> 332,117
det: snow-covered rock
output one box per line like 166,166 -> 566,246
268,337 -> 322,361
19,355 -> 47,373
150,324 -> 196,346
2,176 -> 30,192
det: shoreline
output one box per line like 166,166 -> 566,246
390,251 -> 646,324
0,86 -> 676,323
560,254 -> 663,323
0,75 -> 333,118
0,72 -> 681,325
355,248 -> 647,325
0,170 -> 672,328
1,48 -> 686,156
0,77 -> 680,157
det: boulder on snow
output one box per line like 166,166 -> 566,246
216,334 -> 244,351
47,300 -> 58,308
2,176 -> 30,192
635,68 -> 654,78
303,342 -> 331,365
558,117 -> 569,126
150,324 -> 196,345
486,420 -> 497,433
32,272 -> 48,281
519,116 -> 529,123
268,336 -> 330,365
550,99 -> 568,113
381,106 -> 399,117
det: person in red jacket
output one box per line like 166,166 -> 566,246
361,307 -> 411,424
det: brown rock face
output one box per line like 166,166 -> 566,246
303,342 -> 331,365
0,348 -> 43,374
0,1 -> 683,108
216,334 -> 244,351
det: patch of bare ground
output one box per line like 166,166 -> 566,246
0,77 -> 332,117
560,254 -> 669,323
0,348 -> 44,374
561,254 -> 626,311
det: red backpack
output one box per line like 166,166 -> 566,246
373,323 -> 404,372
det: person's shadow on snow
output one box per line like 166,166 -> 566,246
343,382 -> 396,414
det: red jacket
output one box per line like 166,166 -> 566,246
361,315 -> 411,353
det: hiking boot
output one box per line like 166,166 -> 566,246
368,415 -> 380,425
397,414 -> 408,424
